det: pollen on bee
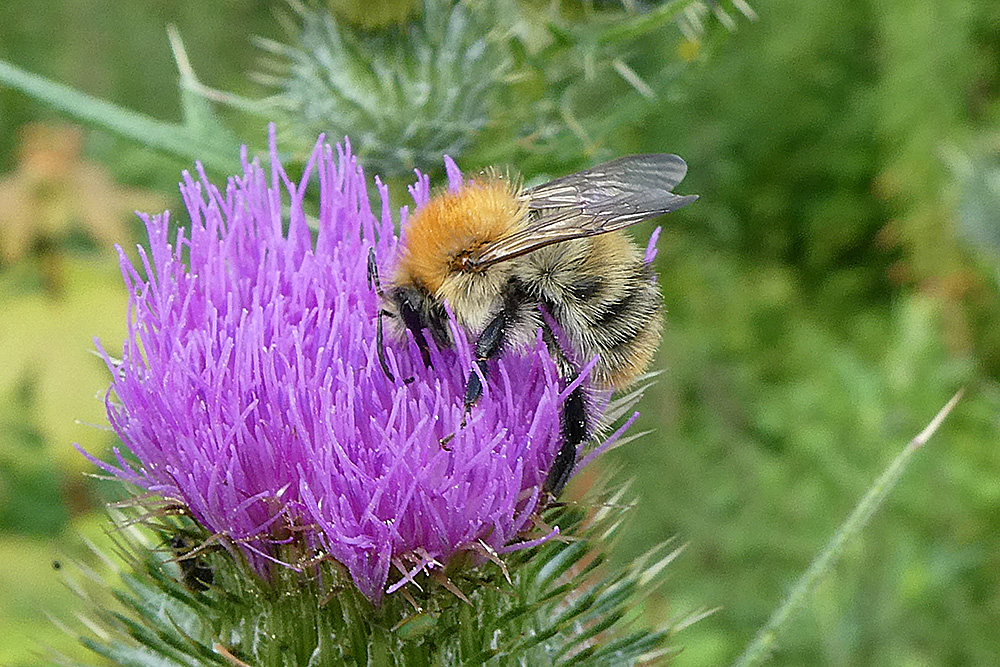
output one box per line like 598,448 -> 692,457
394,177 -> 527,294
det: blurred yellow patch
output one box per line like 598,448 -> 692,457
678,38 -> 701,62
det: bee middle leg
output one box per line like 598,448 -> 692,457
463,281 -> 534,409
439,310 -> 509,449
454,294 -> 589,496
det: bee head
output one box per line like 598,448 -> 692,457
394,179 -> 527,291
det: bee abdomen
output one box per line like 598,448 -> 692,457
572,264 -> 661,389
523,235 -> 662,390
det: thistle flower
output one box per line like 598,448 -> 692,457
63,132 -> 693,667
82,131 -> 643,604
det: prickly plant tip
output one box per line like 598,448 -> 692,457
261,0 -> 508,177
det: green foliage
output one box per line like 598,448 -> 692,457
956,147 -> 1000,254
731,391 -> 961,667
604,0 -> 1000,663
2,0 -> 752,181
617,242 -> 996,665
465,0 -> 754,177
65,494 -> 688,667
0,514 -> 125,666
0,59 -> 240,175
0,375 -> 69,537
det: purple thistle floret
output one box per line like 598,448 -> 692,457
83,133 -> 627,603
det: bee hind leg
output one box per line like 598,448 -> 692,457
544,384 -> 587,496
538,317 -> 587,496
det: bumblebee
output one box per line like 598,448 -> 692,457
368,155 -> 696,495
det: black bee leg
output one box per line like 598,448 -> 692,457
544,383 -> 587,495
375,309 -> 396,383
394,296 -> 435,370
463,312 -> 508,409
412,329 -> 434,369
369,247 -> 394,382
537,315 -> 587,496
367,248 -> 383,295
374,310 -> 417,385
440,311 -> 509,449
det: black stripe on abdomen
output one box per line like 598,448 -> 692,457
591,280 -> 658,341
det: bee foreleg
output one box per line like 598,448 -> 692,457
370,249 -> 415,383
412,330 -> 434,369
375,309 -> 396,383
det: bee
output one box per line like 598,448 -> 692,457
368,155 -> 697,495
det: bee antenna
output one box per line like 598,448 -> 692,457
369,247 -> 416,385
367,247 -> 384,297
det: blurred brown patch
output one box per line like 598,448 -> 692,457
0,123 -> 164,292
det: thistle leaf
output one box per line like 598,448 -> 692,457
0,56 -> 241,173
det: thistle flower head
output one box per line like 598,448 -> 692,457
259,0 -> 508,177
84,132 -> 630,603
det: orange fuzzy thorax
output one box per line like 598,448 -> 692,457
393,178 -> 527,294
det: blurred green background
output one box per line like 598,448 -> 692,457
1,0 -> 999,665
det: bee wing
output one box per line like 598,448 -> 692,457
470,154 -> 697,268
